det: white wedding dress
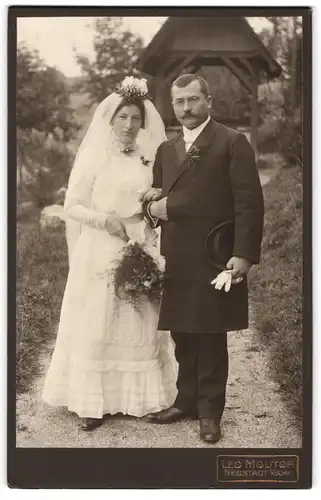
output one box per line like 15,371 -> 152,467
42,140 -> 178,418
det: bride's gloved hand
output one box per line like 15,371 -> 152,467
104,213 -> 129,242
139,187 -> 162,203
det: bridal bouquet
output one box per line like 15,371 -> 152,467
112,240 -> 164,308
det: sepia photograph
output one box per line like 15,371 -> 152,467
10,6 -> 311,488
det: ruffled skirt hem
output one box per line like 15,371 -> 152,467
43,354 -> 178,419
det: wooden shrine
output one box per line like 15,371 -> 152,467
138,16 -> 281,154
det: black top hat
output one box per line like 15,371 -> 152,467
205,220 -> 235,271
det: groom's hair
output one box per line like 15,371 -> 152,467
171,74 -> 210,98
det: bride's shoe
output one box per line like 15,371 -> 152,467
79,418 -> 103,431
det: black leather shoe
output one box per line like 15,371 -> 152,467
80,418 -> 103,431
146,406 -> 198,424
199,418 -> 221,443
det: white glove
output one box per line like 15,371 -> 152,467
211,270 -> 243,292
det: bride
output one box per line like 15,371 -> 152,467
42,77 -> 178,431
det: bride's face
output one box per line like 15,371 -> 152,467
111,104 -> 143,144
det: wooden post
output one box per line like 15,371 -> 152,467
240,58 -> 259,157
153,71 -> 174,127
163,53 -> 197,86
222,56 -> 252,92
250,71 -> 259,158
290,16 -> 298,112
153,70 -> 166,116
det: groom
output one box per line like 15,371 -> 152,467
143,74 -> 264,444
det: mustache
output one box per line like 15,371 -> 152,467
181,112 -> 196,118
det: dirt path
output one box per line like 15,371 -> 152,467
16,325 -> 301,448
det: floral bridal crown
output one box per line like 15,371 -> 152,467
115,76 -> 151,103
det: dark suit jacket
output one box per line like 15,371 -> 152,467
145,118 -> 264,334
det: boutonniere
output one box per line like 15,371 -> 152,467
187,145 -> 202,161
140,155 -> 151,167
185,145 -> 202,171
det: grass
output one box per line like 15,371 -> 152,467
16,215 -> 69,394
250,163 -> 302,423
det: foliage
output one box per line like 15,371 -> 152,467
17,42 -> 79,141
74,17 -> 144,105
16,219 -> 69,393
257,105 -> 302,166
17,43 -> 80,208
257,118 -> 281,154
278,107 -> 302,166
261,17 -> 302,86
17,128 -> 73,208
258,17 -> 302,163
250,164 -> 302,422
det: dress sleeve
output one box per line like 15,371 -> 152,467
64,163 -> 110,230
143,144 -> 163,228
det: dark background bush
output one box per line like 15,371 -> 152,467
17,129 -> 73,209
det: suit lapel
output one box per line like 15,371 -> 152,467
162,132 -> 185,194
167,119 -> 217,193
190,118 -> 217,153
174,132 -> 187,165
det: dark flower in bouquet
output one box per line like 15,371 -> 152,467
112,241 -> 164,308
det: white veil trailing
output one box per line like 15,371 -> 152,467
64,78 -> 167,263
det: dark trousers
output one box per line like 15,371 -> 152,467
171,332 -> 228,423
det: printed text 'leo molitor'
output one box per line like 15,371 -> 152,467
216,455 -> 299,482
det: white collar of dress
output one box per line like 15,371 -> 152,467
111,131 -> 138,155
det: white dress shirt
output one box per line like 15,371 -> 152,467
183,115 -> 211,152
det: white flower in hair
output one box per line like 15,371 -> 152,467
118,76 -> 149,101
136,78 -> 148,94
121,76 -> 135,88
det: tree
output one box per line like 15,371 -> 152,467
74,17 -> 144,105
17,43 -> 79,208
17,42 -> 79,142
257,17 -> 302,164
263,16 -> 302,108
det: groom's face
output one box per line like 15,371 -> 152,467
171,80 -> 212,130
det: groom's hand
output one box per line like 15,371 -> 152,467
140,187 -> 162,203
150,197 -> 168,221
226,256 -> 252,279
